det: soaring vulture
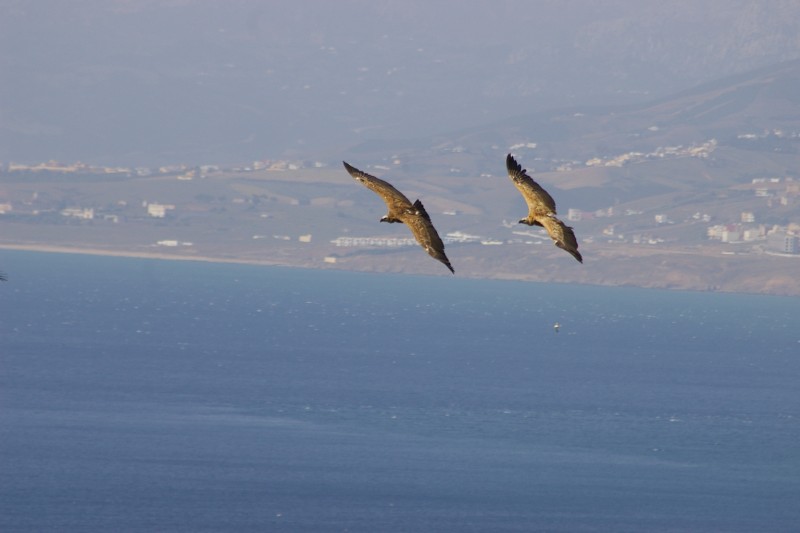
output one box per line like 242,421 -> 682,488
506,153 -> 583,263
343,161 -> 455,274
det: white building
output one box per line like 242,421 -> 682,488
147,203 -> 175,218
721,229 -> 742,243
61,207 -> 94,220
785,235 -> 799,254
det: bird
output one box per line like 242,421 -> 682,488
343,161 -> 455,274
0,271 -> 6,282
505,153 -> 582,263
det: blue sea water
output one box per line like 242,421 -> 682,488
1,250 -> 799,532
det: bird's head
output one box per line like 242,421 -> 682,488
380,215 -> 389,223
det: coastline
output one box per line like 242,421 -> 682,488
0,244 -> 293,268
2,242 -> 799,297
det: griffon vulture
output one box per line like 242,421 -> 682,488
343,161 -> 455,274
506,153 -> 582,263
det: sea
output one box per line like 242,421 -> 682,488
1,250 -> 798,532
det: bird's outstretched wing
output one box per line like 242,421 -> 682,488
343,161 -> 413,216
0,271 -> 6,281
540,216 -> 583,263
404,200 -> 455,274
506,153 -> 557,218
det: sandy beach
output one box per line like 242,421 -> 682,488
0,243 -> 292,268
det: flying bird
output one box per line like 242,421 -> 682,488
506,153 -> 582,263
343,161 -> 455,274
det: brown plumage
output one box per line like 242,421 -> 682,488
343,161 -> 455,274
506,153 -> 582,263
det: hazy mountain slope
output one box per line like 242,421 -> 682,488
2,1 -> 800,165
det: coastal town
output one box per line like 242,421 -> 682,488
1,110 -> 799,296
2,131 -> 798,259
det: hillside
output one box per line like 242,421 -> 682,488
2,1 -> 800,166
1,61 -> 799,295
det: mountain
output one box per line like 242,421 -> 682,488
2,1 -> 800,166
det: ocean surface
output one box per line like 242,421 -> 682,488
1,250 -> 799,532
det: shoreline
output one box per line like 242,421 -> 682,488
0,243 -> 294,268
2,242 -> 799,298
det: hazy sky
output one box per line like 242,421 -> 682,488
2,0 -> 799,165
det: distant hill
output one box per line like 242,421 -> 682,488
2,1 -> 800,166
345,59 -> 800,205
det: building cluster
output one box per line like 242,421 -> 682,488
0,158 -> 321,180
584,139 -> 717,168
737,128 -> 800,140
2,161 -> 131,175
749,176 -> 798,207
331,236 -> 418,248
707,219 -> 800,254
703,176 -> 800,252
331,231 -> 484,248
55,202 -> 176,221
707,223 -> 767,243
145,202 -> 175,218
156,240 -> 193,247
3,147 -> 799,258
566,206 -> 711,225
60,207 -> 95,220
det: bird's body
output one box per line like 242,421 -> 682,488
506,154 -> 582,263
343,161 -> 455,274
